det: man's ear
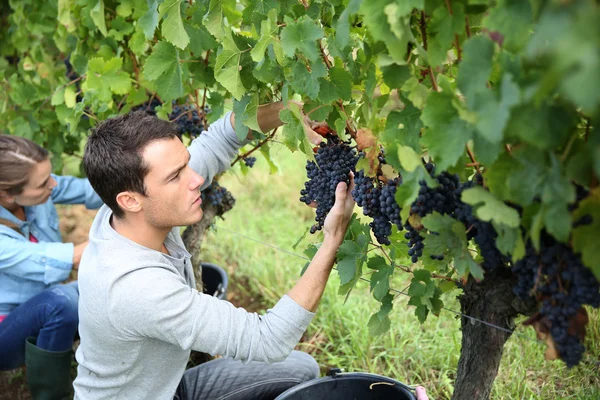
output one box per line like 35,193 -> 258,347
115,191 -> 143,214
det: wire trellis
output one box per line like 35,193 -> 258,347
213,225 -> 545,345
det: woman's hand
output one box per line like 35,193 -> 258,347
72,240 -> 89,270
322,173 -> 356,245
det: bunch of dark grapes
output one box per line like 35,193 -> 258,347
201,182 -> 235,216
169,104 -> 205,137
243,157 -> 256,168
410,163 -> 461,217
300,136 -> 359,234
404,223 -> 425,263
379,177 -> 402,229
132,98 -> 162,115
351,170 -> 379,217
513,233 -> 600,367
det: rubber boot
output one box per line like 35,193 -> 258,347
25,337 -> 73,400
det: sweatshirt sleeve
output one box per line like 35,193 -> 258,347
108,266 -> 314,364
187,112 -> 245,190
51,175 -> 103,209
0,235 -> 74,284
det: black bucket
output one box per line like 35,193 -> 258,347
275,370 -> 416,400
200,262 -> 228,300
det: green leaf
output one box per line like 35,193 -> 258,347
336,0 -> 362,50
457,36 -> 494,107
214,31 -> 247,100
397,145 -> 421,172
251,8 -> 279,62
401,77 -> 429,110
290,59 -> 327,100
51,87 -> 65,106
329,66 -> 353,102
473,73 -> 520,144
572,188 -> 600,280
420,91 -> 475,171
143,41 -> 183,101
280,16 -> 324,62
203,0 -> 236,40
64,86 -> 77,108
361,0 -> 411,61
483,0 -> 533,52
461,186 -> 520,228
368,293 -> 393,336
139,0 -> 160,39
159,0 -> 190,50
381,64 -> 411,90
90,0 -> 108,36
84,57 -> 132,102
337,255 -> 358,285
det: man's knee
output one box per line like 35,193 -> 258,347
285,351 -> 320,381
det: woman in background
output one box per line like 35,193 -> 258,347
0,134 -> 102,398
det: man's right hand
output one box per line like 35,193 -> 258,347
322,173 -> 355,245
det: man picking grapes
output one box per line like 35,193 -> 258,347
72,103 -> 357,399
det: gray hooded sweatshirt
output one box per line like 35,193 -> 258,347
73,113 -> 315,400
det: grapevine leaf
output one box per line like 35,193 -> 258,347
368,293 -> 393,336
361,0 -> 411,61
329,66 -> 353,102
337,255 -> 358,286
279,106 -> 315,158
214,31 -> 247,100
421,91 -> 475,171
251,8 -> 279,62
572,188 -> 600,280
159,0 -> 190,49
233,95 -> 252,141
84,57 -> 132,102
397,145 -> 422,172
290,59 -> 326,100
381,64 -> 411,90
280,15 -> 324,62
368,256 -> 393,301
90,0 -> 108,36
335,0 -> 362,50
203,0 -> 236,40
138,0 -> 160,39
51,87 -> 65,106
457,35 -> 494,107
64,87 -> 77,108
473,73 -> 520,144
461,186 -> 520,228
483,0 -> 533,52
401,77 -> 429,109
143,41 -> 183,101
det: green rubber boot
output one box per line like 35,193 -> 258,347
25,337 -> 74,400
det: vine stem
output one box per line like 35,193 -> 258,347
465,15 -> 472,37
318,39 -> 357,138
300,0 -> 308,10
420,12 -> 439,92
466,145 -> 478,172
444,0 -> 462,61
231,127 -> 279,166
200,50 -> 211,128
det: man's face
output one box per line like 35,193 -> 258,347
140,137 -> 205,229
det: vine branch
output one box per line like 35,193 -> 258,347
420,11 -> 439,92
444,0 -> 462,61
231,127 -> 279,166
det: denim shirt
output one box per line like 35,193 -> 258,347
0,175 -> 103,314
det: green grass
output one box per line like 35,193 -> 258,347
200,144 -> 600,400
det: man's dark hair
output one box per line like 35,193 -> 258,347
84,110 -> 180,218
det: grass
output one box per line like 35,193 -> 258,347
200,143 -> 600,400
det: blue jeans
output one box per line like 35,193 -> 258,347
0,282 -> 79,370
174,350 -> 320,400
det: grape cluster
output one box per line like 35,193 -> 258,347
169,104 -> 206,137
513,233 -> 600,367
132,98 -> 162,115
243,157 -> 256,168
411,164 -> 461,217
300,136 -> 359,234
201,182 -> 236,216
